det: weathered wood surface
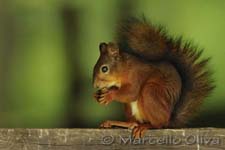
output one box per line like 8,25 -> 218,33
0,128 -> 224,150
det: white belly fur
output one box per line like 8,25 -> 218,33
130,101 -> 144,123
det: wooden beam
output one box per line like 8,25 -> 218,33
0,128 -> 223,150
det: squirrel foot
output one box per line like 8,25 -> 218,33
132,124 -> 151,139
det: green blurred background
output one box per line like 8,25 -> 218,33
0,0 -> 224,128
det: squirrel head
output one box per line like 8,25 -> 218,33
93,42 -> 124,91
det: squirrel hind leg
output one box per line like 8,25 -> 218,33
100,120 -> 138,129
99,120 -> 152,139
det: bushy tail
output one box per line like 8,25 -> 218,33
116,17 -> 215,127
166,38 -> 215,127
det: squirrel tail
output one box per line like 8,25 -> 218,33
117,17 -> 215,127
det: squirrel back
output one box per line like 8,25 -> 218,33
116,17 -> 215,127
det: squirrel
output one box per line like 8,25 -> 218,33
92,17 -> 214,138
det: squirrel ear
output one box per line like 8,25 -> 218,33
107,42 -> 120,57
99,42 -> 107,53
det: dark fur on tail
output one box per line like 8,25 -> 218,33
116,17 -> 215,127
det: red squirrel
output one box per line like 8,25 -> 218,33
92,17 -> 214,138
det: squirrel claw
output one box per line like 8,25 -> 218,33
100,121 -> 112,128
132,125 -> 149,139
94,88 -> 113,105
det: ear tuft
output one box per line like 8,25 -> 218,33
99,42 -> 107,53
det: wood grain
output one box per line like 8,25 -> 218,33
0,128 -> 224,150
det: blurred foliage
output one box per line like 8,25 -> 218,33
0,0 -> 224,127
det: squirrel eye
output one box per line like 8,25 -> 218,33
101,65 -> 109,73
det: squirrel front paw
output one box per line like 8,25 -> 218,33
100,120 -> 113,128
94,88 -> 113,105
